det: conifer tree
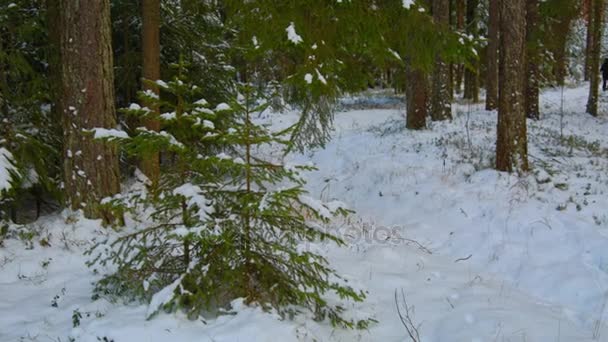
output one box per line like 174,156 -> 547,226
88,77 -> 370,328
585,0 -> 593,82
544,0 -> 581,85
406,67 -> 429,129
463,0 -> 479,102
586,0 -> 604,117
58,0 -> 121,223
1,0 -> 61,222
141,0 -> 161,186
496,0 -> 529,173
485,0 -> 499,111
454,0 -> 466,94
525,0 -> 541,120
431,0 -> 453,121
224,0 -> 461,142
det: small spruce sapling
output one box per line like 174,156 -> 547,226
88,80 -> 370,328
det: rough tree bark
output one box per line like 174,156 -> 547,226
59,0 -> 121,223
463,0 -> 479,102
485,0 -> 499,111
525,0 -> 540,120
405,66 -> 429,130
586,0 -> 604,117
431,0 -> 452,121
141,0 -> 161,186
496,0 -> 528,173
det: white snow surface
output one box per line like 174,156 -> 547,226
2,85 -> 608,341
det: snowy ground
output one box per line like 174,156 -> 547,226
2,85 -> 608,341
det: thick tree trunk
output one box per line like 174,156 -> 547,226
586,0 -> 604,117
525,0 -> 540,120
496,0 -> 528,173
431,0 -> 452,121
463,0 -> 479,102
59,0 -> 121,223
485,0 -> 499,111
406,66 -> 428,130
141,0 -> 161,186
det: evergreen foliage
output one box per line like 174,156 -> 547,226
111,0 -> 234,109
223,0 -> 468,149
87,78 -> 369,328
0,0 -> 61,222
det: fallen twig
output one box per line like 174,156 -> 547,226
395,289 -> 422,342
454,254 -> 472,263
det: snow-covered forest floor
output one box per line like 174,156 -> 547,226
2,84 -> 608,342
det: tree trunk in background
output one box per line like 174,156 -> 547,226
525,0 -> 540,120
585,0 -> 593,81
59,0 -> 121,224
405,66 -> 428,130
463,0 -> 479,102
485,0 -> 499,111
550,1 -> 579,86
496,0 -> 528,173
46,0 -> 62,126
586,0 -> 604,117
141,0 -> 161,186
431,0 -> 452,121
454,0 -> 465,94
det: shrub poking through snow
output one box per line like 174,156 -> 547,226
87,81 -> 368,328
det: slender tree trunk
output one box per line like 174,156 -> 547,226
496,0 -> 528,173
485,0 -> 499,111
431,0 -> 452,121
551,2 -> 579,86
525,0 -> 540,120
454,0 -> 465,94
406,66 -> 428,130
59,0 -> 121,223
463,0 -> 479,102
587,0 -> 604,117
585,0 -> 593,82
46,0 -> 62,126
141,0 -> 161,186
0,24 -> 9,121
123,17 -> 133,105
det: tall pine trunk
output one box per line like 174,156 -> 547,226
525,0 -> 540,120
463,0 -> 479,102
586,0 -> 604,117
485,0 -> 499,111
141,0 -> 161,186
431,0 -> 452,121
496,0 -> 528,173
405,66 -> 428,130
59,0 -> 121,224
